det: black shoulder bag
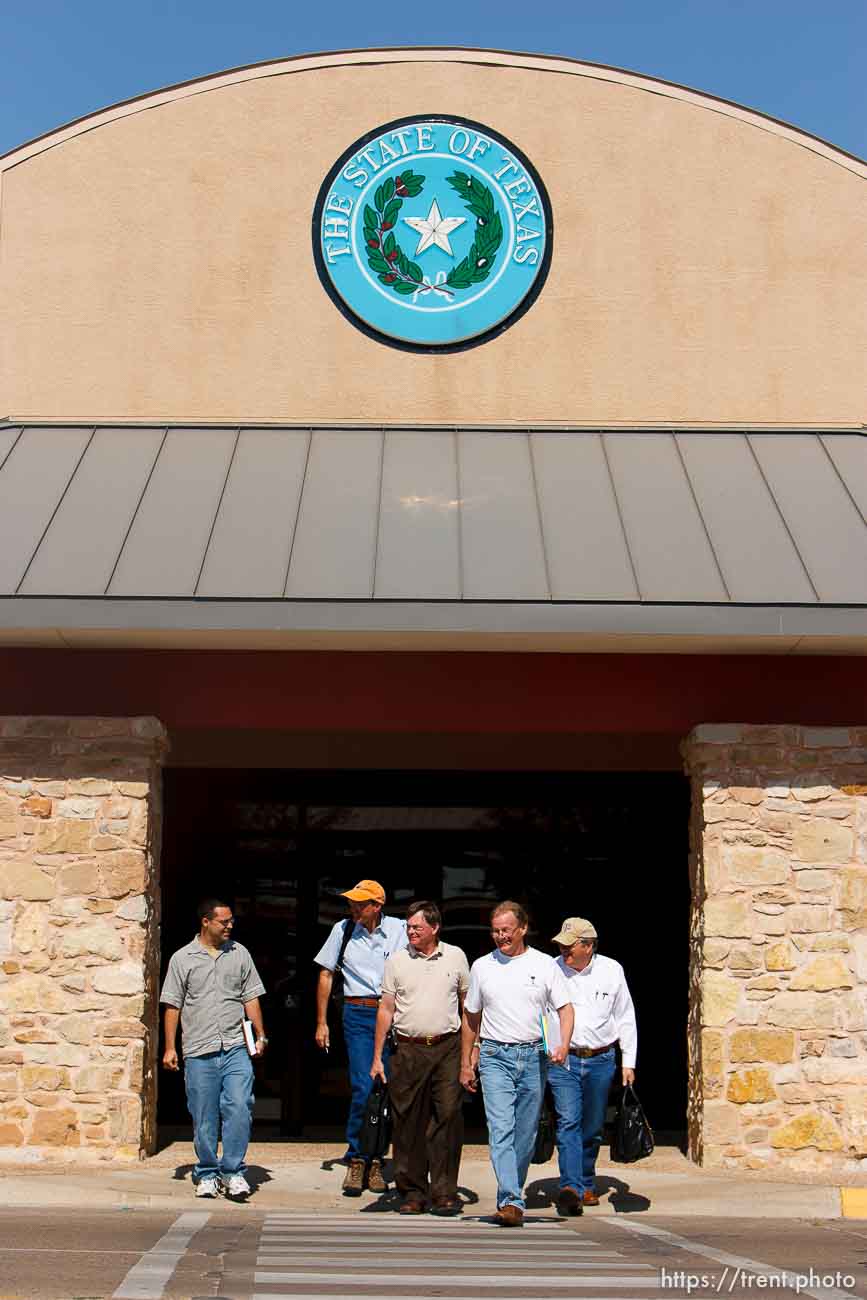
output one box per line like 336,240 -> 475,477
330,918 -> 354,1005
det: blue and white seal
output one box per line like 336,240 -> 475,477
313,116 -> 552,350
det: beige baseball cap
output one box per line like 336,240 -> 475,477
552,916 -> 597,945
341,879 -> 386,904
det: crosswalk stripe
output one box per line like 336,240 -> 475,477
260,1225 -> 573,1234
261,1219 -> 569,1228
255,1250 -> 621,1260
253,1271 -> 654,1287
257,1235 -> 589,1246
111,1212 -> 210,1300
256,1253 -> 631,1263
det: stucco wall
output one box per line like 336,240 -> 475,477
1,50 -> 865,425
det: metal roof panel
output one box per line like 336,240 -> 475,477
750,435 -> 867,603
285,429 -> 381,598
19,427 -> 164,596
107,427 -> 236,596
196,428 -> 309,598
459,431 -> 549,600
375,430 -> 461,599
531,431 -> 638,600
0,427 -> 93,594
677,433 -> 816,603
604,433 -> 728,601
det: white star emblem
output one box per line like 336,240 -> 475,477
403,199 -> 466,257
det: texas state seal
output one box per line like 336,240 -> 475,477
313,116 -> 552,350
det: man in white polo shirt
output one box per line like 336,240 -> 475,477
371,900 -> 470,1216
460,900 -> 574,1227
548,916 -> 637,1215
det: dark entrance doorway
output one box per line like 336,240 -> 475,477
158,769 -> 689,1139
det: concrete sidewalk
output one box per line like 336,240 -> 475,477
0,1142 -> 849,1218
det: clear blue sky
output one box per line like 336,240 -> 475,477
1,0 -> 864,160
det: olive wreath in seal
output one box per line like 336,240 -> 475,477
362,170 -> 504,298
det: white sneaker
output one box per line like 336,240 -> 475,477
195,1177 -> 219,1198
222,1172 -> 251,1198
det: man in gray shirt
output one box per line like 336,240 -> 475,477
160,899 -> 266,1200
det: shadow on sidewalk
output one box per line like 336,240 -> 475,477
170,1162 -> 274,1199
526,1174 -> 650,1213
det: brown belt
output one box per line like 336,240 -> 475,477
569,1043 -> 615,1058
395,1030 -> 459,1046
344,996 -> 380,1007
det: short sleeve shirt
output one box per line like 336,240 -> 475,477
314,914 -> 407,997
464,946 -> 570,1043
381,941 -> 470,1036
159,938 -> 265,1057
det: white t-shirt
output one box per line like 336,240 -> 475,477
464,946 -> 570,1044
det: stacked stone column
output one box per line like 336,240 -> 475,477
684,725 -> 867,1174
0,717 -> 167,1160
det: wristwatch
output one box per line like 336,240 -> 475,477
257,1036 -> 269,1046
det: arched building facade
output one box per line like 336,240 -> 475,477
0,48 -> 865,1173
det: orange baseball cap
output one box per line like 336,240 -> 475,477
341,879 -> 386,904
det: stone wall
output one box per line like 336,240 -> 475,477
0,717 -> 167,1160
683,725 -> 867,1175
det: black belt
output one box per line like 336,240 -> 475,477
395,1030 -> 459,1046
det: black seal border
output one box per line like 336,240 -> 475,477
311,113 -> 554,354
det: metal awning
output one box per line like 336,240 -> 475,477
0,425 -> 864,651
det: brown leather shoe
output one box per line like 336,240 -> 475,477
494,1204 -> 524,1227
367,1158 -> 387,1194
556,1186 -> 583,1216
582,1188 -> 600,1206
342,1158 -> 365,1197
399,1196 -> 426,1215
430,1195 -> 462,1217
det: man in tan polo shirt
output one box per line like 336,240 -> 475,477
370,900 -> 470,1216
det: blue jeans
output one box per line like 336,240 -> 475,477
184,1044 -> 254,1182
478,1040 -> 547,1210
342,1002 -> 391,1160
547,1048 -> 617,1194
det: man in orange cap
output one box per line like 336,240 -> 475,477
314,879 -> 407,1196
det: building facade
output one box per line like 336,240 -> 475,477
0,48 -> 865,1173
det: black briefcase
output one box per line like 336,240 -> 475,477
609,1084 -> 654,1163
359,1077 -> 393,1160
532,1086 -> 557,1164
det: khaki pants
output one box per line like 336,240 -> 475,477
389,1032 -> 463,1201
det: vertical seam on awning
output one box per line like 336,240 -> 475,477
104,427 -> 167,594
746,434 -> 820,602
194,427 -> 240,596
527,430 -> 552,600
819,434 -> 867,528
673,432 -> 731,601
282,428 -> 313,597
454,428 -> 465,601
600,431 -> 642,600
16,426 -> 96,594
371,428 -> 386,598
0,426 -> 22,476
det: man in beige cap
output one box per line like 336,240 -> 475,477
547,917 -> 637,1215
314,879 -> 407,1196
